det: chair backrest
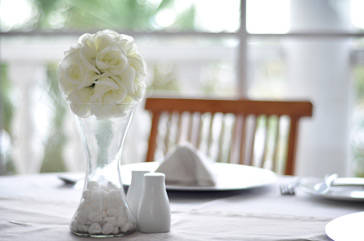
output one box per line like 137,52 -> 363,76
144,97 -> 313,175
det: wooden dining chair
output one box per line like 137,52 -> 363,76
144,97 -> 313,175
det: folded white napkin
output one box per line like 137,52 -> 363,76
155,142 -> 217,187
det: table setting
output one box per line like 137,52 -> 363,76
2,142 -> 364,240
298,175 -> 364,201
1,29 -> 364,240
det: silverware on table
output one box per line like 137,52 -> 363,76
313,174 -> 364,194
331,177 -> 364,186
58,174 -> 83,186
279,177 -> 301,195
313,173 -> 338,194
280,173 -> 364,197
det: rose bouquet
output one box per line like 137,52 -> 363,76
58,30 -> 147,118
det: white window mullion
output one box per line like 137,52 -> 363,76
237,0 -> 248,98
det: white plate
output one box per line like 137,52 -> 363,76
119,162 -> 277,191
298,178 -> 364,201
326,212 -> 364,241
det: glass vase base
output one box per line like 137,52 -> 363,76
71,230 -> 135,238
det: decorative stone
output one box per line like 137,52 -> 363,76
88,223 -> 101,234
71,183 -> 136,236
102,223 -> 114,234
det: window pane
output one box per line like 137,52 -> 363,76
247,39 -> 287,97
247,0 -> 290,34
247,38 -> 352,177
289,0 -> 352,32
247,0 -> 364,34
0,0 -> 240,32
137,36 -> 239,96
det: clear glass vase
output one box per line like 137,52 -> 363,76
69,103 -> 137,237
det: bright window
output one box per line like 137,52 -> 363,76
1,0 -> 364,178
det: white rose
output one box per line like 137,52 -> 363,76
68,88 -> 93,117
96,46 -> 128,75
59,47 -> 96,95
90,76 -> 127,104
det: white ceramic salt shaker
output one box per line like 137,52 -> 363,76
126,170 -> 150,220
137,173 -> 171,233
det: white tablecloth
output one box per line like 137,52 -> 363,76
0,173 -> 363,241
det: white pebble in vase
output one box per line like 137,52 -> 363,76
137,173 -> 171,233
126,170 -> 150,220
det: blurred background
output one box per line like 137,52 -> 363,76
1,0 -> 364,178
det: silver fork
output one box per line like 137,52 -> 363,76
279,178 -> 301,195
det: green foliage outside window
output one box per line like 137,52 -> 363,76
0,64 -> 16,174
39,64 -> 68,173
352,65 -> 364,177
3,0 -> 196,32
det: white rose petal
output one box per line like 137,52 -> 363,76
79,45 -> 99,73
98,35 -> 118,52
90,105 -> 113,119
70,103 -> 91,118
90,77 -> 126,104
131,81 -> 146,102
118,36 -> 137,54
59,50 -> 82,94
78,33 -> 93,45
79,70 -> 97,89
96,46 -> 128,75
68,88 -> 93,117
103,84 -> 127,104
68,87 -> 93,103
120,67 -> 136,95
128,55 -> 147,77
110,104 -> 130,118
95,77 -> 120,89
